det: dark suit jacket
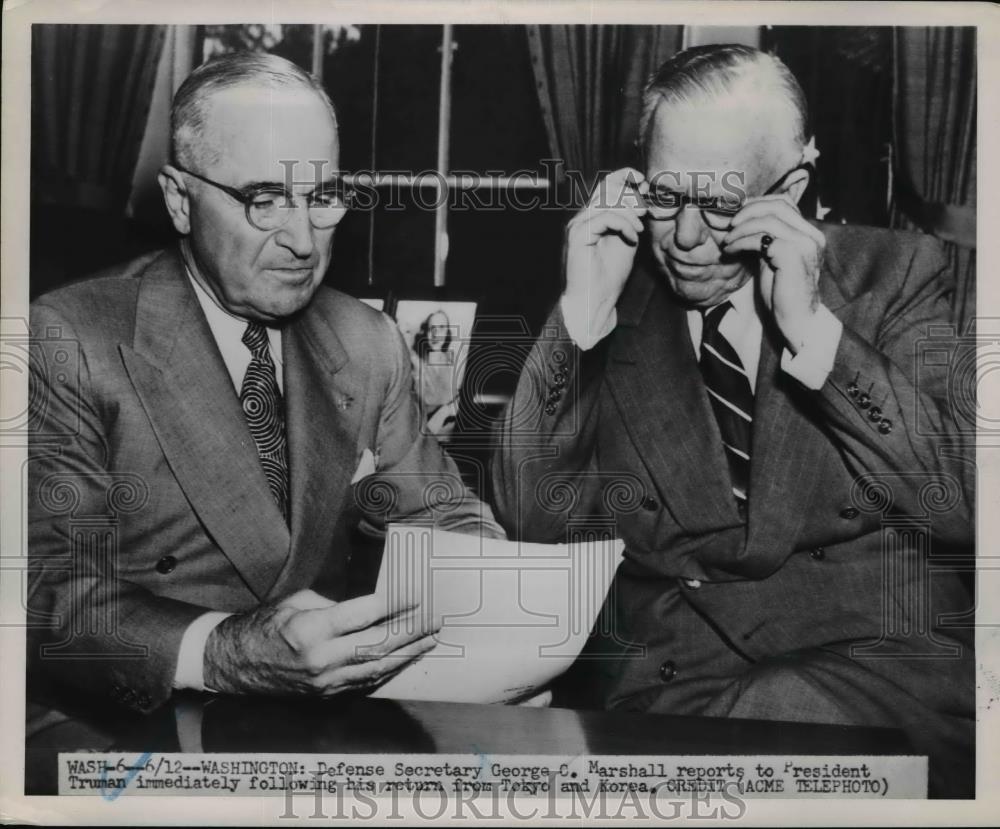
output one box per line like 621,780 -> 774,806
491,224 -> 974,791
28,246 -> 501,713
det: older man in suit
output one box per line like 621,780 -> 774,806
491,44 -> 975,796
28,51 -> 501,714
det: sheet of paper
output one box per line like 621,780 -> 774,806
370,525 -> 625,704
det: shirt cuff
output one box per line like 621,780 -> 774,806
173,611 -> 232,692
780,305 -> 844,390
559,293 -> 617,352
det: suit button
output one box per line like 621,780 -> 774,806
810,547 -> 826,561
659,660 -> 677,682
867,406 -> 883,421
642,496 -> 659,511
155,556 -> 177,575
878,418 -> 893,435
554,373 -> 567,387
840,506 -> 860,519
846,382 -> 859,398
857,393 -> 871,409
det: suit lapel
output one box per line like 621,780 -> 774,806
606,262 -> 740,531
265,303 -> 362,600
742,258 -> 852,567
119,248 -> 290,600
607,251 -> 854,573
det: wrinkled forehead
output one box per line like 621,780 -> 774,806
199,85 -> 339,185
644,96 -> 795,194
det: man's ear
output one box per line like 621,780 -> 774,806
784,166 -> 811,206
158,165 -> 191,235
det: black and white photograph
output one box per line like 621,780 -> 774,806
1,0 -> 996,823
393,299 -> 477,437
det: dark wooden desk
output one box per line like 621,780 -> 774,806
25,693 -> 914,796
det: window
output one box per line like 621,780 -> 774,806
198,24 -> 564,336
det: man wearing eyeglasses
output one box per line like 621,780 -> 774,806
27,51 -> 502,714
492,44 -> 974,796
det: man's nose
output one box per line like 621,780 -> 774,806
673,205 -> 709,251
274,201 -> 316,258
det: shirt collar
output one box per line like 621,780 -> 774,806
184,268 -> 283,366
717,277 -> 755,320
187,270 -> 254,346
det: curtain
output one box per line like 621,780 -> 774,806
127,25 -> 199,227
891,27 -> 977,331
526,25 -> 684,202
32,24 -> 167,211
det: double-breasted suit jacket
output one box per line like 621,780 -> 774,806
28,246 -> 501,713
491,223 -> 975,795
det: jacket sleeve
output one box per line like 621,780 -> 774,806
27,301 -> 211,714
353,313 -> 505,539
490,303 -> 612,542
807,234 -> 974,539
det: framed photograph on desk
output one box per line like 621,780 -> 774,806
393,299 -> 478,440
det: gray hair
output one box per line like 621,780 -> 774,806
171,51 -> 338,168
637,44 -> 807,161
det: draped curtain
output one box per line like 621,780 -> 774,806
891,27 -> 977,331
32,24 -> 166,211
127,26 -> 200,229
526,25 -> 684,202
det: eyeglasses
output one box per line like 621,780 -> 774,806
172,161 -> 353,232
641,163 -> 811,230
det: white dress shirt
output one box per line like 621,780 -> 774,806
173,273 -> 283,691
189,274 -> 284,392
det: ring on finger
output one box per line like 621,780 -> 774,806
760,233 -> 774,256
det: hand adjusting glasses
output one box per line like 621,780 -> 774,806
172,161 -> 354,231
640,163 -> 812,231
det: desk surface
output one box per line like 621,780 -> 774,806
25,693 -> 913,795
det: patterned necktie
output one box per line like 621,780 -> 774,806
699,301 -> 753,511
240,322 -> 289,521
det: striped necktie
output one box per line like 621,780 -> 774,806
699,301 -> 752,512
240,322 -> 289,521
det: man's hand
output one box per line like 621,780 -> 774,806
203,589 -> 438,696
562,168 -> 648,349
721,194 -> 827,353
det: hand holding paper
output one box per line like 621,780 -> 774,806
203,588 -> 438,696
369,525 -> 625,704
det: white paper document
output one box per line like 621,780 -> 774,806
370,525 -> 625,704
